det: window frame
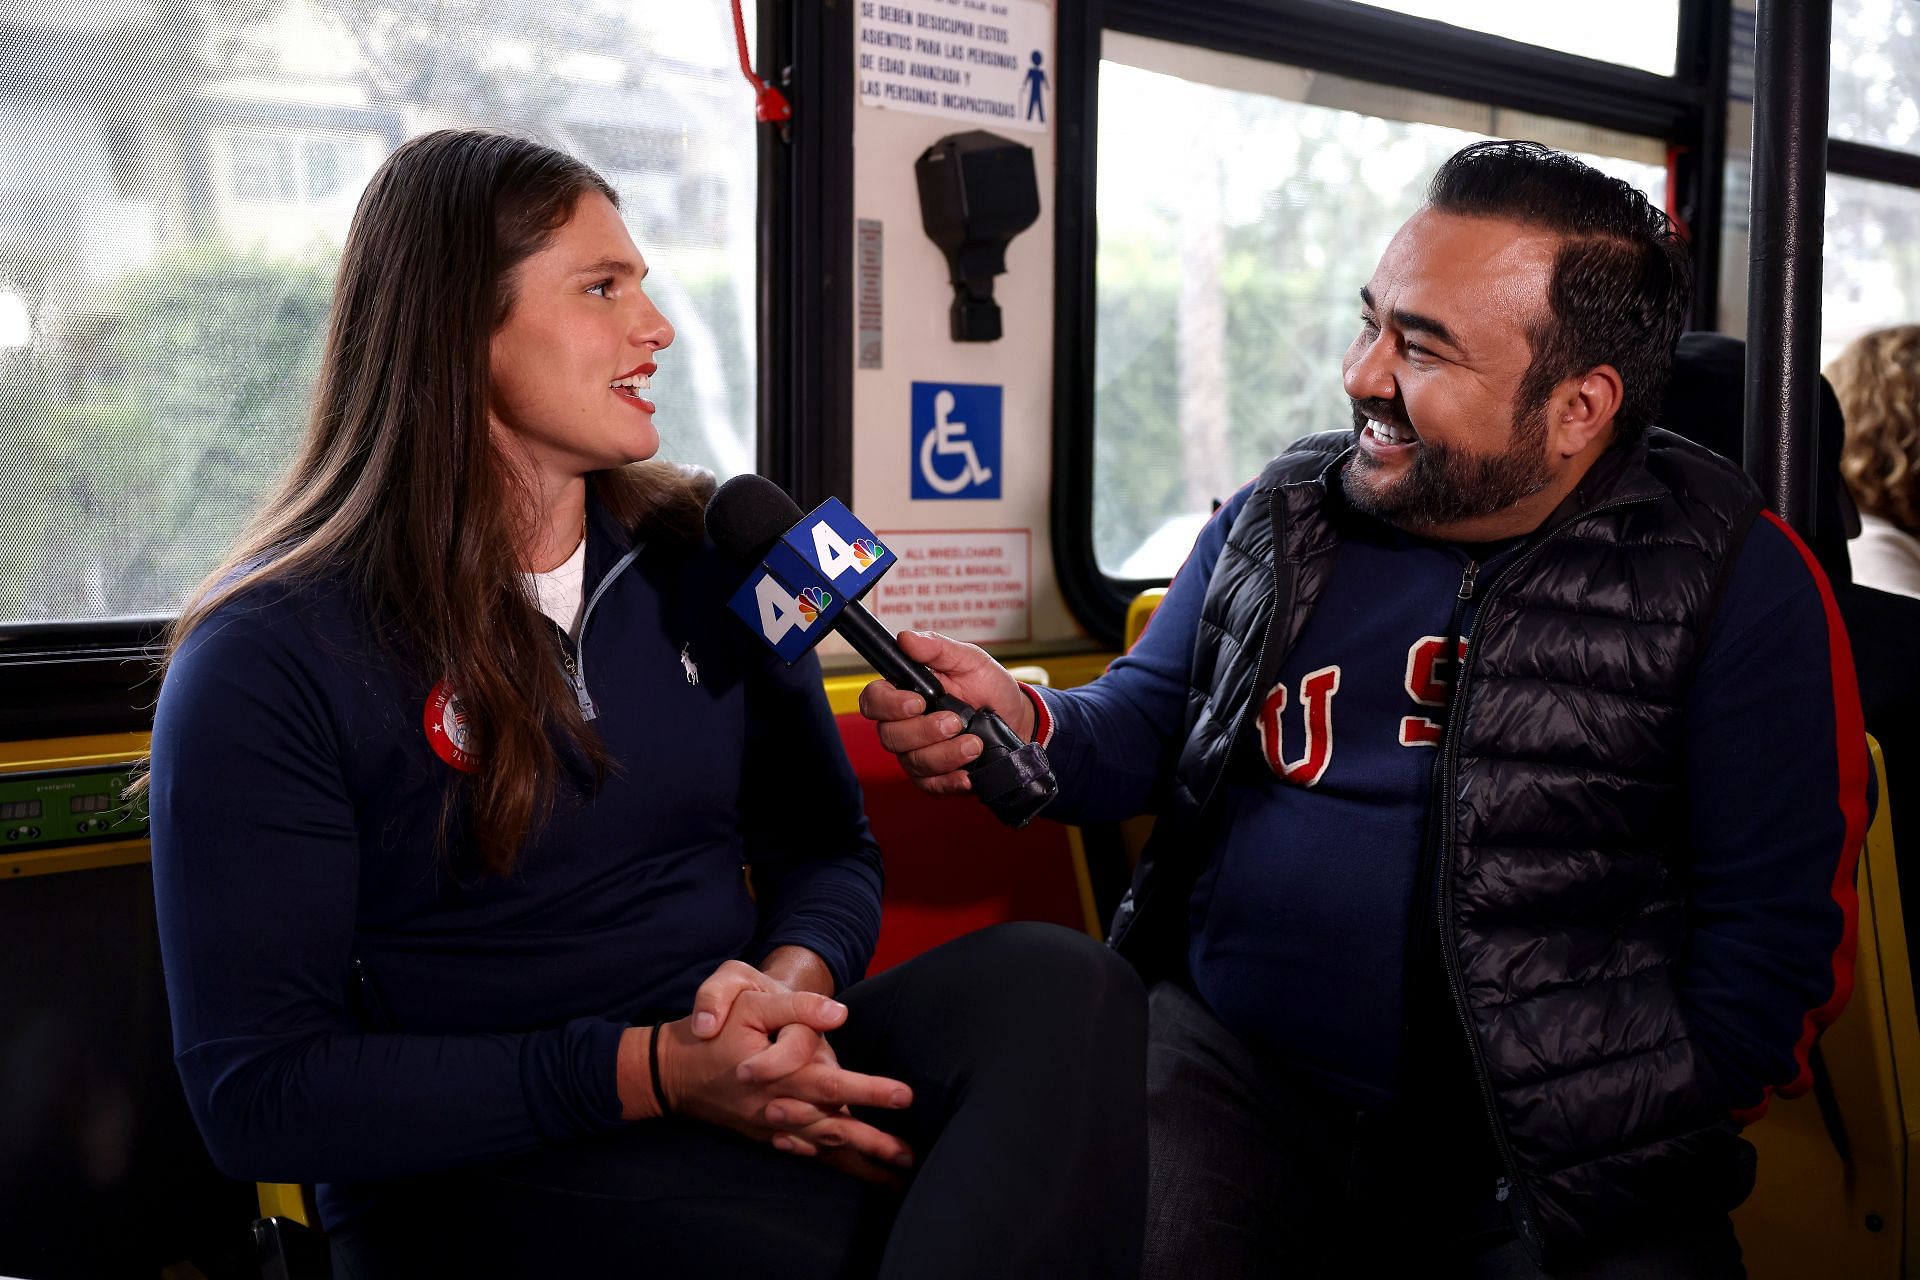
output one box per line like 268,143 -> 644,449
0,0 -> 844,740
1051,0 -> 1732,646
0,620 -> 167,739
758,0 -> 858,513
1829,138 -> 1920,192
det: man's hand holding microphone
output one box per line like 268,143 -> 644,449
856,632 -> 1038,796
707,474 -> 1057,826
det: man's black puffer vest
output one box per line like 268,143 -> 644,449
1109,427 -> 1764,1259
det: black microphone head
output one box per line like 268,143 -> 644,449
706,473 -> 806,567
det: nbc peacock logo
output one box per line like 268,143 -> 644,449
797,585 -> 832,626
850,538 -> 885,571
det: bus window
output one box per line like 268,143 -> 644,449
1090,33 -> 1666,581
1716,0 -> 1920,365
1823,0 -> 1920,360
1829,0 -> 1920,158
0,1 -> 758,631
1823,174 -> 1920,363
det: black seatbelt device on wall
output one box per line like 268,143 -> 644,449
914,130 -> 1040,342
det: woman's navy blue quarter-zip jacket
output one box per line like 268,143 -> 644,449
148,496 -> 883,1227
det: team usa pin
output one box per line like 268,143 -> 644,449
424,678 -> 480,773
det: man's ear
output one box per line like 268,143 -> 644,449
1548,364 -> 1625,457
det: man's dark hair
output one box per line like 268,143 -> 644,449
1426,140 -> 1691,444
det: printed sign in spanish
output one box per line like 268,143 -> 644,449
856,0 -> 1052,135
867,530 -> 1032,643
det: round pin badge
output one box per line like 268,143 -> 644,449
423,679 -> 480,773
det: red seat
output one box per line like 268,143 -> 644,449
835,712 -> 1092,973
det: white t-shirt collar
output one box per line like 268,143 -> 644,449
525,534 -> 588,635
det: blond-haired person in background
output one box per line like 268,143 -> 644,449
1831,324 -> 1920,597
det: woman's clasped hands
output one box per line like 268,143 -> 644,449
617,959 -> 916,1184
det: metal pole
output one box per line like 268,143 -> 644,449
1743,0 -> 1831,536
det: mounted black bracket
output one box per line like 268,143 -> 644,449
914,130 -> 1040,342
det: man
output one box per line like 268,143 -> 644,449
862,141 -> 1867,1277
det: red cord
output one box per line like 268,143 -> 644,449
732,0 -> 793,124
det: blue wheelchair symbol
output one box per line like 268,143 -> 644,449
912,382 -> 1002,500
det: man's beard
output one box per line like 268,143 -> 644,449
1342,397 -> 1554,532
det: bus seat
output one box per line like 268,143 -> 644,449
1124,589 -> 1167,650
0,739 -> 256,1278
257,1181 -> 317,1229
1733,736 -> 1911,1278
254,1160 -> 332,1276
835,668 -> 1101,973
253,1210 -> 332,1280
1838,585 -> 1920,998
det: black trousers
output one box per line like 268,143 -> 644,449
332,923 -> 1148,1279
1143,981 -> 1746,1280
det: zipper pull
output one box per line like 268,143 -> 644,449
1495,1176 -> 1511,1203
1457,559 -> 1481,601
560,647 -> 597,720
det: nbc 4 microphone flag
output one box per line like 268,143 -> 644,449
726,497 -> 897,662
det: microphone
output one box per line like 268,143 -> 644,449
707,474 -> 1057,828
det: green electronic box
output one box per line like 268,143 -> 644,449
0,764 -> 149,853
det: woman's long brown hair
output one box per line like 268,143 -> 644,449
1829,324 -> 1920,536
152,129 -> 707,875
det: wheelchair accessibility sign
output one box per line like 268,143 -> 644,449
911,381 -> 1002,500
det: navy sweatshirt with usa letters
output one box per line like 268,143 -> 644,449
1032,479 -> 1862,1113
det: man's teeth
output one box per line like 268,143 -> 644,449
1368,419 -> 1413,445
611,374 -> 651,391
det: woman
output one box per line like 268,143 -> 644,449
147,130 -> 1145,1278
1830,324 -> 1920,598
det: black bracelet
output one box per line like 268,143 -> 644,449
648,1020 -> 671,1116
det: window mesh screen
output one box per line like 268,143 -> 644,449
0,0 -> 756,625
